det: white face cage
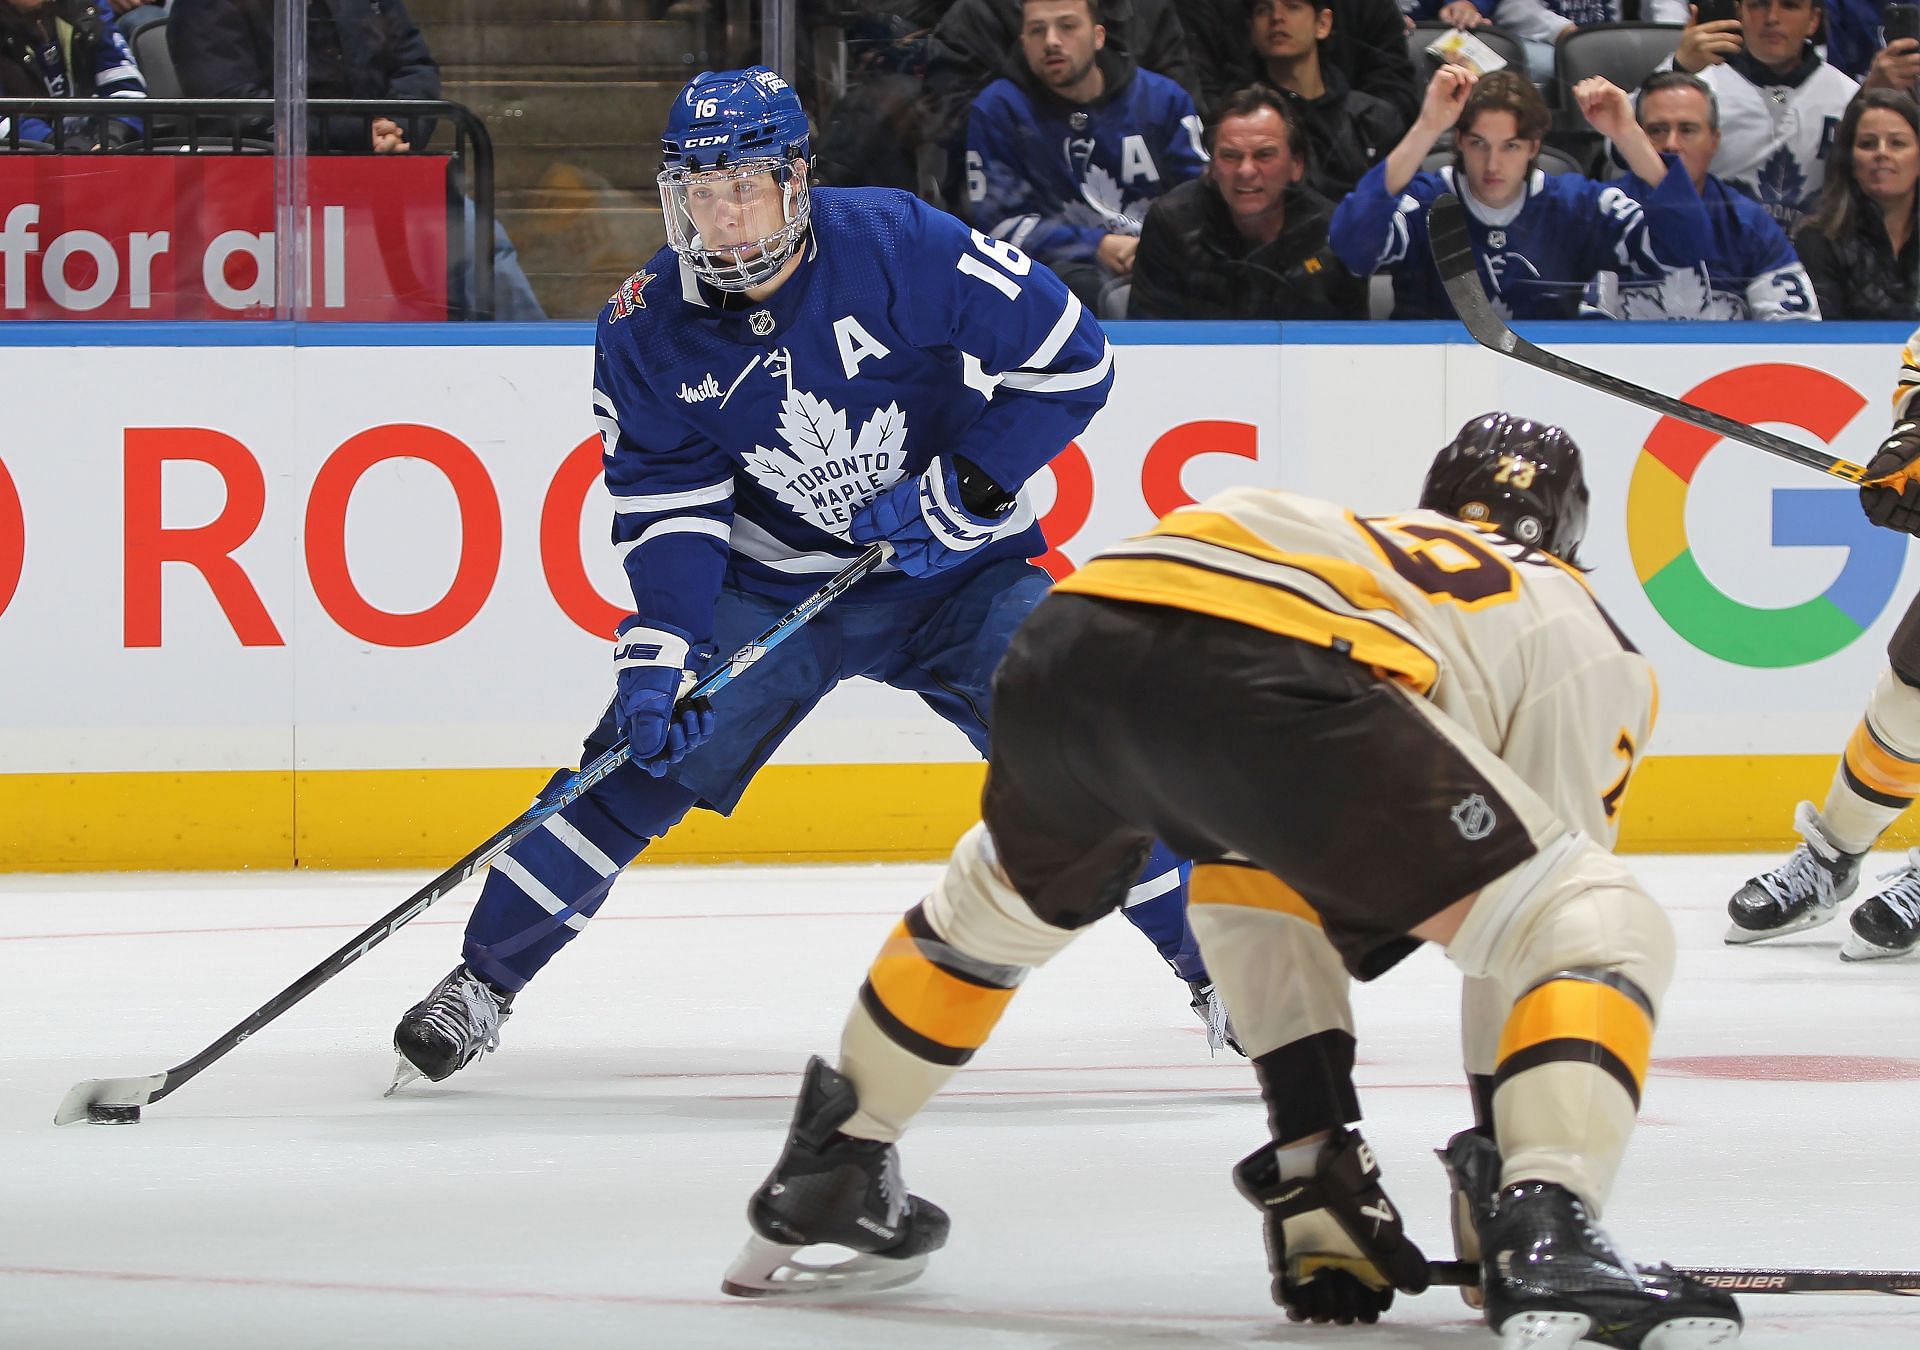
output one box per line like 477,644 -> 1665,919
658,158 -> 811,293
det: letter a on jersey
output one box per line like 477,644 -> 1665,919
833,316 -> 892,380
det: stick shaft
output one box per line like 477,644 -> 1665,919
1427,1259 -> 1920,1295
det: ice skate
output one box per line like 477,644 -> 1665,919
388,964 -> 513,1092
1188,979 -> 1244,1056
1724,802 -> 1862,944
1842,850 -> 1920,961
1437,1127 -> 1501,1309
1480,1181 -> 1741,1349
721,1055 -> 950,1298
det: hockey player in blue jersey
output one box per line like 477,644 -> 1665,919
388,65 -> 1220,1092
967,0 -> 1207,314
1330,65 -> 1713,320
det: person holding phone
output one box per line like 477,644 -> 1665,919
1670,0 -> 1861,226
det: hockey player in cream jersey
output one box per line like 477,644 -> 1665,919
1730,326 -> 1920,959
726,414 -> 1742,1349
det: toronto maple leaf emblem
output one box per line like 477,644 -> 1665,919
740,386 -> 910,536
1073,161 -> 1151,234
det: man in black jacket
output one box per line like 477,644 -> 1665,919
1129,86 -> 1366,318
1250,0 -> 1406,200
1183,0 -> 1418,130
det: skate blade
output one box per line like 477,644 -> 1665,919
1839,932 -> 1918,962
719,1232 -> 929,1299
1497,1310 -> 1590,1349
1643,1316 -> 1742,1349
1722,907 -> 1835,945
383,1057 -> 424,1098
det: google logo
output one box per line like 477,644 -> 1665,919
1628,364 -> 1905,668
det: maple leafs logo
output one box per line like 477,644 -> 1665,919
741,386 -> 909,537
1755,147 -> 1808,215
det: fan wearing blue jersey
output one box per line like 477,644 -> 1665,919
1330,65 -> 1713,320
967,0 -> 1207,315
388,65 -> 1222,1093
1593,71 -> 1819,319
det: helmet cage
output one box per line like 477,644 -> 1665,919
659,155 -> 810,293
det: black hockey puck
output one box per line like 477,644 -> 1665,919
89,1103 -> 141,1124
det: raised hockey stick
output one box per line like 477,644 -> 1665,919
1426,1259 -> 1920,1296
53,542 -> 890,1127
1426,194 -> 1871,485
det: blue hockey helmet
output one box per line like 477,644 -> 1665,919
658,67 -> 813,292
1420,412 -> 1589,564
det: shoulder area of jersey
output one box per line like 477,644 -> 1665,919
602,251 -> 678,327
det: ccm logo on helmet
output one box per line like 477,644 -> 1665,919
684,135 -> 729,148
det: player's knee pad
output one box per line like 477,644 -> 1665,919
920,822 -> 1081,970
1187,861 -> 1353,1059
1846,668 -> 1920,800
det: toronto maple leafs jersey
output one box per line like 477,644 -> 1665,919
1692,51 -> 1857,229
1596,171 -> 1818,320
966,52 -> 1206,266
591,187 -> 1114,648
1329,160 -> 1711,320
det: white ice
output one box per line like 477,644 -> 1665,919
5,854 -> 1920,1349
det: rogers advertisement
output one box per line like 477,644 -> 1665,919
0,156 -> 448,319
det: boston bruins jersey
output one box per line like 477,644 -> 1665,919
1051,487 -> 1657,843
1896,324 -> 1920,421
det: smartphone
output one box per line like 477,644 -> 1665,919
1696,0 -> 1739,23
1885,2 -> 1920,43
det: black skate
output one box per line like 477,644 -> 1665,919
721,1056 -> 950,1298
1725,802 -> 1862,944
1188,979 -> 1245,1056
1480,1181 -> 1741,1349
1437,1127 -> 1501,1309
387,964 -> 513,1094
1842,851 -> 1920,961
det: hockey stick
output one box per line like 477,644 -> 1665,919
53,542 -> 890,1126
1425,1259 -> 1920,1296
1426,194 -> 1870,484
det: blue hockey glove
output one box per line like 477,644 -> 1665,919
1862,420 -> 1920,537
850,454 -> 1014,578
612,618 -> 717,776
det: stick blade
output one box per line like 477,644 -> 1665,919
54,1074 -> 166,1126
1428,194 -> 1517,354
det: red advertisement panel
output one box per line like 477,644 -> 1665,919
0,155 -> 449,320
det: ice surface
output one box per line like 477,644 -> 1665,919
5,854 -> 1919,1348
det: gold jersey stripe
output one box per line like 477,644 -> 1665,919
1189,863 -> 1324,927
1845,719 -> 1920,799
865,920 -> 1017,1052
1145,510 -> 1412,614
1496,976 -> 1654,1091
1053,557 -> 1439,693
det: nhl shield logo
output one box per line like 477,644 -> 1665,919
1450,793 -> 1496,841
749,309 -> 776,337
609,269 -> 654,322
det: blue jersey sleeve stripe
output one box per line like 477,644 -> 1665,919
616,518 -> 731,556
1021,292 -> 1084,372
1001,341 -> 1113,393
611,481 -> 733,513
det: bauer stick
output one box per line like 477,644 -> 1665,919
54,542 -> 890,1126
1426,194 -> 1870,484
1426,1259 -> 1920,1296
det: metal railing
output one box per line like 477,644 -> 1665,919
0,97 -> 497,319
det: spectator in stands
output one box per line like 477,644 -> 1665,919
1793,88 -> 1920,318
1331,65 -> 1711,318
1185,0 -> 1421,129
967,0 -> 1205,314
1129,85 -> 1367,317
1598,69 -> 1819,317
1251,0 -> 1408,199
168,0 -> 544,320
0,0 -> 145,147
1819,0 -> 1920,81
1670,0 -> 1859,227
1402,0 -> 1497,32
1493,0 -> 1688,84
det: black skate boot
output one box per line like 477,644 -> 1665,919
1437,1127 -> 1501,1309
721,1056 -> 950,1298
1480,1181 -> 1741,1349
1725,801 -> 1862,944
1842,851 -> 1920,961
387,964 -> 513,1093
1188,979 -> 1245,1056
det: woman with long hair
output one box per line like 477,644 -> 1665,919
1793,89 -> 1920,319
